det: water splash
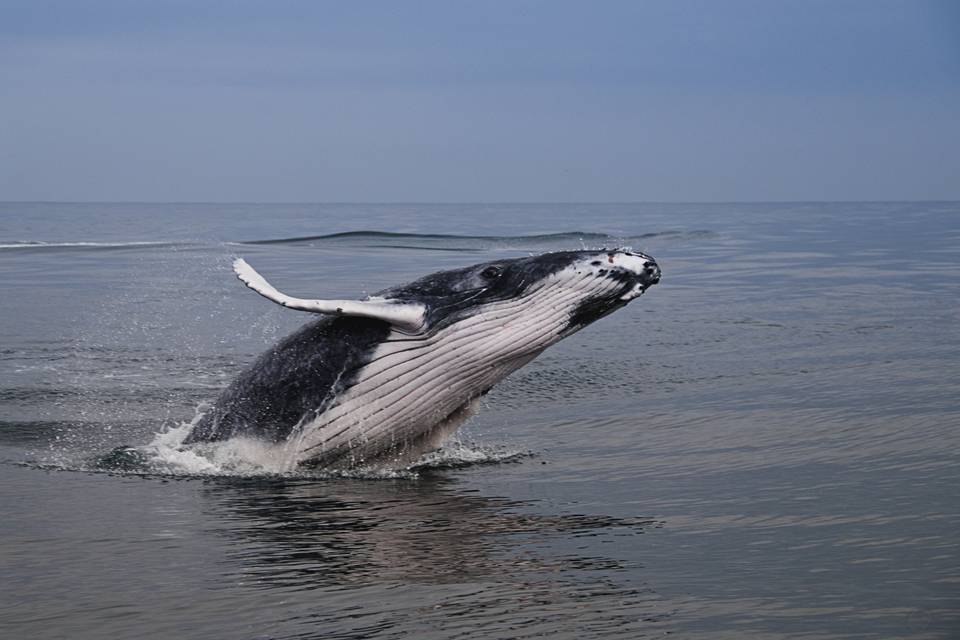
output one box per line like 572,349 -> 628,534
411,442 -> 533,470
82,416 -> 531,480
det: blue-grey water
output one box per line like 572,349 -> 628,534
1,202 -> 958,639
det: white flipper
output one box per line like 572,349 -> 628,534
233,258 -> 426,332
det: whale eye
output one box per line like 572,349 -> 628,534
480,265 -> 502,280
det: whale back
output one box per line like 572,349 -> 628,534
183,316 -> 391,444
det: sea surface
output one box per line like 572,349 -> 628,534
1,202 -> 958,639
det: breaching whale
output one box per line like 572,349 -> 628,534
184,250 -> 661,469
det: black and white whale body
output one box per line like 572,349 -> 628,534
184,250 -> 661,469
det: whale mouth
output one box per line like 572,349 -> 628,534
564,273 -> 656,334
619,281 -> 653,301
616,259 -> 661,301
600,267 -> 659,302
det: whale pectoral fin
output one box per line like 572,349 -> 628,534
232,258 -> 427,332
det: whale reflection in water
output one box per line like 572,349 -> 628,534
199,478 -> 666,635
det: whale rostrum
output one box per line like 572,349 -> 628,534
185,250 -> 661,470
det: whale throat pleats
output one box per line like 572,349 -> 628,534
289,273 -> 622,465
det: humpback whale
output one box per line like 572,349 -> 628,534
184,250 -> 661,469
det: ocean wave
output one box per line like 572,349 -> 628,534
237,229 -> 715,250
1,230 -> 715,254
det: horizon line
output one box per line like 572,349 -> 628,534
2,199 -> 959,206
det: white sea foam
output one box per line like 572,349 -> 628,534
412,441 -> 533,470
0,241 -> 169,249
138,420 -> 294,476
130,415 -> 527,479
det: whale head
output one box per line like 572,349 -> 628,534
379,249 -> 661,345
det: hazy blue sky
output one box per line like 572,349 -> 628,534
1,0 -> 958,202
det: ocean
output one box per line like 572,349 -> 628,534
1,202 -> 958,638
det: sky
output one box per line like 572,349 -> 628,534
0,0 -> 958,202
